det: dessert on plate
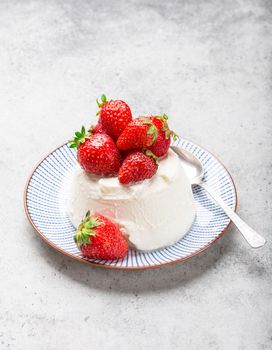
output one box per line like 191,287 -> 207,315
68,95 -> 196,259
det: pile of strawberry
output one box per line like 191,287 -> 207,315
69,94 -> 177,184
69,95 -> 178,260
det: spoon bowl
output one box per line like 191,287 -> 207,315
171,145 -> 266,248
171,146 -> 204,185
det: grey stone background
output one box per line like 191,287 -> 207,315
0,0 -> 271,349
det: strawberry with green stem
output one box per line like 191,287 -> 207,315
117,117 -> 158,151
147,114 -> 178,157
69,126 -> 122,176
74,211 -> 128,260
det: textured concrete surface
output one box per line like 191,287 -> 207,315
0,0 -> 272,349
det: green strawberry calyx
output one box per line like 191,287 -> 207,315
68,126 -> 92,149
74,211 -> 101,247
96,94 -> 107,115
155,114 -> 179,141
145,149 -> 159,165
140,117 -> 158,143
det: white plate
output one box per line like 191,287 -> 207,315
24,139 -> 237,269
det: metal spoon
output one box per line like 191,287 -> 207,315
171,146 -> 266,248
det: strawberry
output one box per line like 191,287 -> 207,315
118,150 -> 158,184
89,118 -> 106,134
97,94 -> 132,140
117,117 -> 158,151
74,211 -> 128,260
69,126 -> 122,176
91,118 -> 106,134
147,114 -> 178,157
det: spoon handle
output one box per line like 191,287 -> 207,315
199,183 -> 266,248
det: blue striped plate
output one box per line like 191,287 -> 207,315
24,139 -> 237,269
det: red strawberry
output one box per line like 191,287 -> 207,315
117,117 -> 158,151
91,118 -> 106,134
74,211 -> 128,260
118,150 -> 158,184
97,94 -> 132,140
147,114 -> 178,157
69,126 -> 122,176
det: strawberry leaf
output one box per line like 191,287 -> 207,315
96,94 -> 107,108
140,117 -> 158,142
74,211 -> 101,247
101,94 -> 107,103
140,117 -> 152,125
68,125 -> 91,149
154,114 -> 179,141
145,150 -> 159,164
147,124 -> 158,142
170,130 -> 179,140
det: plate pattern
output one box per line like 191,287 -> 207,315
25,139 -> 237,269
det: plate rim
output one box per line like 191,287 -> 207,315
24,139 -> 238,270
